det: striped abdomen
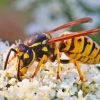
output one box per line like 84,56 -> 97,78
58,36 -> 100,64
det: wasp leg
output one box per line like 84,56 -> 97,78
72,60 -> 86,82
61,59 -> 86,82
72,60 -> 87,95
61,59 -> 86,94
17,57 -> 22,81
32,55 -> 47,78
4,48 -> 17,70
54,46 -> 61,79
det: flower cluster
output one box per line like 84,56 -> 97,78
0,40 -> 100,100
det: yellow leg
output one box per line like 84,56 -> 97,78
54,46 -> 61,79
73,60 -> 86,94
32,55 -> 47,78
73,60 -> 86,82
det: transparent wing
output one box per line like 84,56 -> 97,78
48,28 -> 100,44
46,17 -> 92,34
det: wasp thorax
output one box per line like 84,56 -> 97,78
25,33 -> 49,46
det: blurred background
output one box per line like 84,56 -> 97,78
0,0 -> 100,44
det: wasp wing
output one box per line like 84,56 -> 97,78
46,17 -> 92,34
48,28 -> 100,44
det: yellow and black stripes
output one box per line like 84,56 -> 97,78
58,36 -> 100,64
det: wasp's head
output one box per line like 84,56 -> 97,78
15,44 -> 36,79
16,44 -> 35,67
4,43 -> 36,81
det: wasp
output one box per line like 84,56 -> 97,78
4,17 -> 100,82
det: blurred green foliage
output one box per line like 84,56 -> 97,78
0,0 -> 9,7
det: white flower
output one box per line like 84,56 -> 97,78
49,89 -> 56,97
0,40 -> 100,99
78,90 -> 83,98
8,78 -> 17,85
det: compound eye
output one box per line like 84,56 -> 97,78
27,49 -> 32,56
18,44 -> 26,52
